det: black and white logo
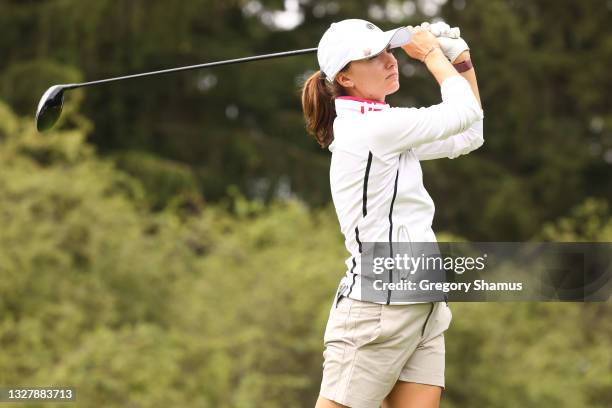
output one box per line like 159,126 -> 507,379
366,23 -> 375,30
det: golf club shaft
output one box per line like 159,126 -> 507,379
65,47 -> 318,90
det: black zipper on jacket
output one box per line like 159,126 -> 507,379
343,257 -> 357,304
386,168 -> 400,305
362,152 -> 373,217
346,152 -> 373,300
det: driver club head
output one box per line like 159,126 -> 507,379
35,85 -> 67,132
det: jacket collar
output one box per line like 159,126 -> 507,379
334,95 -> 390,116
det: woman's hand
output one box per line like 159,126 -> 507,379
401,27 -> 441,63
420,22 -> 470,63
420,22 -> 460,39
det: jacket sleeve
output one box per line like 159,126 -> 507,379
412,118 -> 484,160
365,75 -> 484,160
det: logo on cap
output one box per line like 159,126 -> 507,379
363,48 -> 372,57
366,23 -> 375,30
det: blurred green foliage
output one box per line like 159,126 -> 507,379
0,0 -> 610,240
1,0 -> 611,406
0,100 -> 611,407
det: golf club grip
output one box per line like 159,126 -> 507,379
70,48 -> 318,89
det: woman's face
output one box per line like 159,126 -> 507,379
336,47 -> 400,102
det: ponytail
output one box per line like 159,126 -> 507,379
301,70 -> 346,148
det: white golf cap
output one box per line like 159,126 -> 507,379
317,19 -> 412,83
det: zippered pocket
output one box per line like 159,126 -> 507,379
398,224 -> 411,242
397,224 -> 413,281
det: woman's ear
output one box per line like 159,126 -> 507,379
335,72 -> 354,89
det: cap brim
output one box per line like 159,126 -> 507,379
368,27 -> 412,58
387,27 -> 412,48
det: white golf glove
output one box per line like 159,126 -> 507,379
416,21 -> 469,63
422,21 -> 460,38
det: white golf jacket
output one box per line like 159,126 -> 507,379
329,75 -> 484,304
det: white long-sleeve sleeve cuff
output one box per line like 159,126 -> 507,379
440,75 -> 484,120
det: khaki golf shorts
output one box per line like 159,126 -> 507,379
319,294 -> 453,408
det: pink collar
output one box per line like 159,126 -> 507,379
335,95 -> 390,115
336,96 -> 387,105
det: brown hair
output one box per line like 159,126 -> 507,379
301,69 -> 347,148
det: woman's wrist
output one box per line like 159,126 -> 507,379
424,47 -> 460,86
423,46 -> 445,64
452,50 -> 470,64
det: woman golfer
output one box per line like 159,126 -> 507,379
301,19 -> 483,408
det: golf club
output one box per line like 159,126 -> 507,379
35,47 -> 318,132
